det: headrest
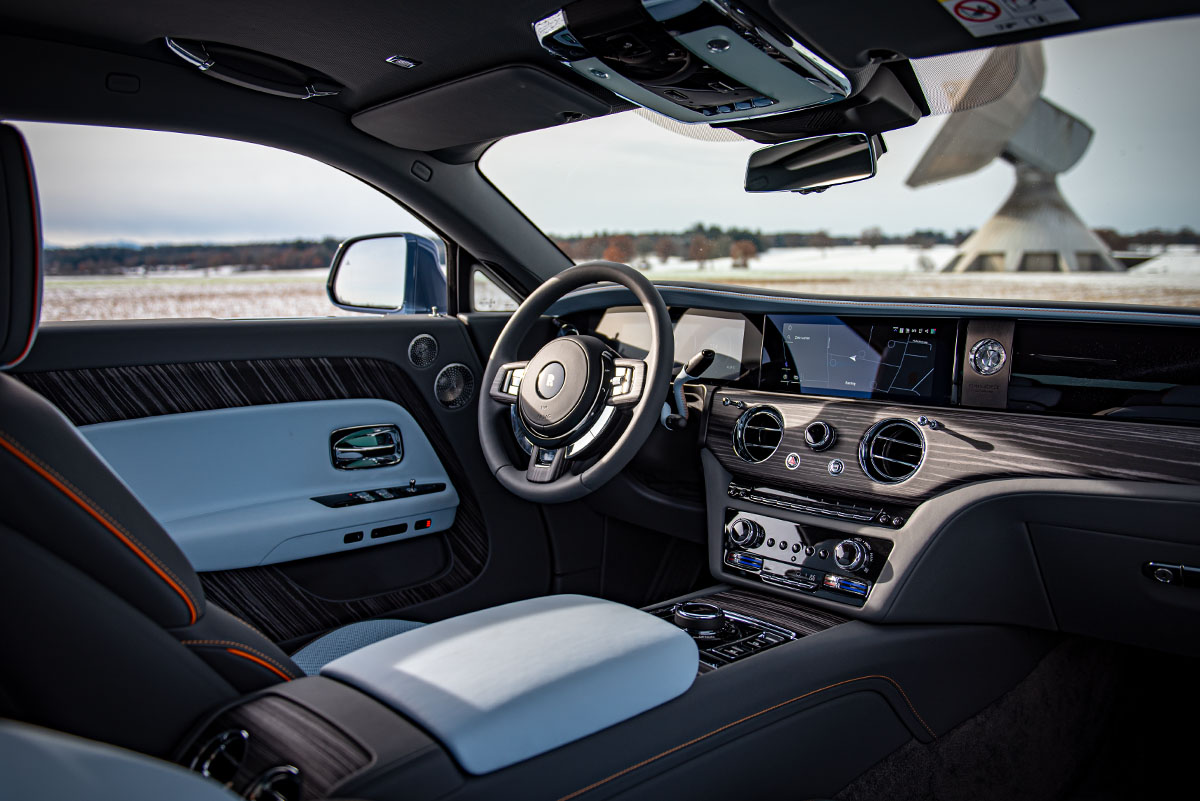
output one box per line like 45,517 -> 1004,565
0,123 -> 42,370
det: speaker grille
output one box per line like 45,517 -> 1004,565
434,363 -> 475,410
408,334 -> 438,369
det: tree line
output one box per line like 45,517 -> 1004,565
554,224 -> 1200,268
42,225 -> 1199,275
44,238 -> 342,276
553,224 -> 978,269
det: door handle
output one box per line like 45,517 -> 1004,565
330,425 -> 403,470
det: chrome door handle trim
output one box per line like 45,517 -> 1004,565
330,424 -> 404,469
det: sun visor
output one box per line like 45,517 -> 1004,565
351,65 -> 613,152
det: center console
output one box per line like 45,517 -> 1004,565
648,587 -> 847,670
718,509 -> 894,607
175,587 -> 851,799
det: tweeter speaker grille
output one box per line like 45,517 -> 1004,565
435,363 -> 475,410
408,334 -> 439,368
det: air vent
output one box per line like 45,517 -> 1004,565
189,729 -> 249,784
859,419 -> 926,483
732,406 -> 784,463
408,333 -> 438,368
246,765 -> 302,801
435,363 -> 475,410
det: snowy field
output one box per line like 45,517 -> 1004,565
41,246 -> 1200,321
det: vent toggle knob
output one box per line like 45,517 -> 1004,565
804,420 -> 837,451
726,518 -> 765,549
834,538 -> 871,573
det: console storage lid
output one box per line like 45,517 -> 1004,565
320,594 -> 698,775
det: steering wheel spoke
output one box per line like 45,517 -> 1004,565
526,445 -> 568,483
488,361 -> 528,404
607,358 -> 647,407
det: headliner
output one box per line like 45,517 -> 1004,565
1,0 -> 1194,152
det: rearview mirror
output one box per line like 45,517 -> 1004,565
744,133 -> 884,194
327,233 -> 447,314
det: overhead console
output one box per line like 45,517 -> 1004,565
535,0 -> 851,125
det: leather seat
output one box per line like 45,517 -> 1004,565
0,123 -> 420,755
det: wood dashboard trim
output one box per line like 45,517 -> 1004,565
705,390 -> 1200,504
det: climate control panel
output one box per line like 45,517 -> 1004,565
721,509 -> 893,607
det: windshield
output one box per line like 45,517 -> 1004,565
481,18 -> 1199,309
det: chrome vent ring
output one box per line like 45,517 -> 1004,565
732,405 -> 784,463
859,419 -> 926,483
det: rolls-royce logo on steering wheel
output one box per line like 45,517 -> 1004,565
536,362 -> 566,399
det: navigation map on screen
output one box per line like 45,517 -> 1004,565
772,318 -> 942,399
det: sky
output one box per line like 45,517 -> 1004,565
15,16 -> 1200,247
17,123 -> 434,247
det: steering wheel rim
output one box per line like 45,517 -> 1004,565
478,261 -> 673,504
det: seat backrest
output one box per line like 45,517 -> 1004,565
0,720 -> 241,801
0,123 -> 41,369
0,123 -> 301,756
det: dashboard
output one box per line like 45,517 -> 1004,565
554,288 -> 1200,653
583,304 -> 1200,422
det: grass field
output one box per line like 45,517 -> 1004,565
41,248 -> 1200,321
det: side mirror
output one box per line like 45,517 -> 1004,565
327,233 -> 447,314
744,133 -> 885,194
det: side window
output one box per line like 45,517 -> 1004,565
17,122 -> 445,321
472,268 -> 519,312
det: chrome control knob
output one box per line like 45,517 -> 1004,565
726,518 -> 765,549
803,420 -> 837,452
834,538 -> 871,572
674,602 -> 726,637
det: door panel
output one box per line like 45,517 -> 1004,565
81,399 -> 459,571
16,318 -> 551,646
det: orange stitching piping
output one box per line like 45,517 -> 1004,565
556,674 -> 932,801
0,431 -> 199,623
0,433 -> 200,610
224,649 -> 293,682
180,639 -> 297,680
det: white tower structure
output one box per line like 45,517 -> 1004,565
907,44 -> 1119,273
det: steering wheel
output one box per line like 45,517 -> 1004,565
478,261 -> 674,503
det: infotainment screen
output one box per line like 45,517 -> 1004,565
760,315 -> 956,402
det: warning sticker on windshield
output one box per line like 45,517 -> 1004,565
938,0 -> 1078,38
